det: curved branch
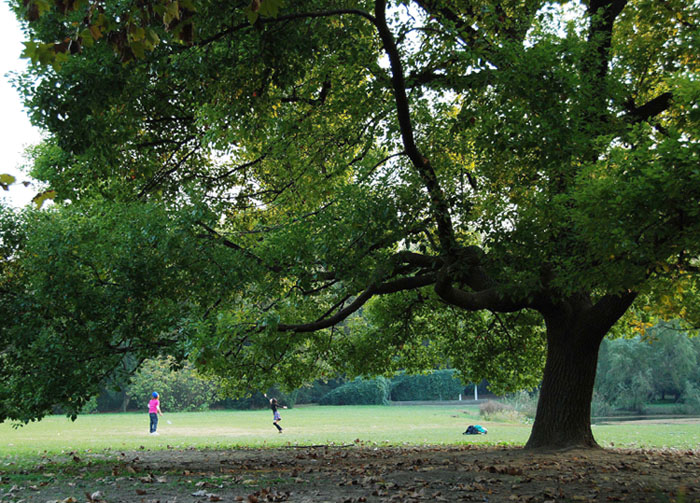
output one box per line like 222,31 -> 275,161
277,273 -> 436,333
434,261 -> 528,313
584,291 -> 638,339
434,282 -> 529,313
393,250 -> 442,269
199,4 -> 457,252
196,221 -> 283,274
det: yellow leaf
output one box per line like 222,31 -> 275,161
32,190 -> 57,209
0,173 -> 16,185
89,24 -> 102,40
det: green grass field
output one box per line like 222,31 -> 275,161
1,405 -> 698,464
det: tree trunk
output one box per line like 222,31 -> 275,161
525,311 -> 604,450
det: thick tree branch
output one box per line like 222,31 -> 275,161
198,4 -> 458,253
434,280 -> 529,313
626,92 -> 673,123
584,291 -> 638,339
587,0 -> 628,81
374,0 -> 457,254
393,250 -> 442,269
434,255 -> 528,313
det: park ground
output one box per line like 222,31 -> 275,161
1,406 -> 699,502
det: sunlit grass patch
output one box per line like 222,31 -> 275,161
1,405 -> 697,468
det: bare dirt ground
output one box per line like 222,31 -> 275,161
1,445 -> 698,503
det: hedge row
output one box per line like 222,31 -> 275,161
318,377 -> 392,405
317,370 -> 467,406
86,363 -> 475,412
390,370 -> 465,401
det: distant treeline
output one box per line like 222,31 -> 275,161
82,364 -> 489,413
81,321 -> 700,415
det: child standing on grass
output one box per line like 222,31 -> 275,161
149,392 -> 162,435
264,393 -> 287,433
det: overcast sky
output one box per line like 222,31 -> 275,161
0,1 -> 43,208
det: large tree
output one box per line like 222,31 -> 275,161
2,0 -> 699,449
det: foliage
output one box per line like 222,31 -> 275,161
390,369 -> 464,401
216,387 -> 299,410
0,201 -> 224,421
590,393 -> 615,418
681,381 -> 700,415
295,378 -> 348,405
127,357 -> 220,412
595,322 -> 700,410
319,377 -> 391,406
4,0 -> 700,449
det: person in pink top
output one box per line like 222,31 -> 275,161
148,392 -> 162,435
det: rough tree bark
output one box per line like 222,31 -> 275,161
525,293 -> 636,449
526,316 -> 604,449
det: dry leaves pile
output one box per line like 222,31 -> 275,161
1,445 -> 698,503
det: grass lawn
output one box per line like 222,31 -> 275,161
1,405 -> 698,464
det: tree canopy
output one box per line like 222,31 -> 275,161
1,0 -> 699,448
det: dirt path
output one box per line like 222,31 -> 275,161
1,445 -> 698,502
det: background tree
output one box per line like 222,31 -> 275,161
594,322 -> 700,410
646,323 -> 697,401
2,0 -> 699,449
127,357 -> 220,412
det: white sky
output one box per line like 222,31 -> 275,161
0,0 -> 43,208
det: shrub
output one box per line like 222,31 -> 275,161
502,390 -> 538,419
128,357 -> 220,412
319,377 -> 391,405
390,369 -> 464,401
479,400 -> 525,422
80,396 -> 99,414
295,378 -> 347,404
479,400 -> 510,416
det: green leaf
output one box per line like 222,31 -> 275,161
244,6 -> 259,24
80,29 -> 95,47
258,0 -> 283,18
51,51 -> 70,71
130,40 -> 146,59
35,0 -> 52,16
21,41 -> 39,62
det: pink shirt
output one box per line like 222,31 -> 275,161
148,398 -> 160,413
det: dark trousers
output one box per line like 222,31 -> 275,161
149,413 -> 158,433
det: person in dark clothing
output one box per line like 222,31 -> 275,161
264,393 -> 287,433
